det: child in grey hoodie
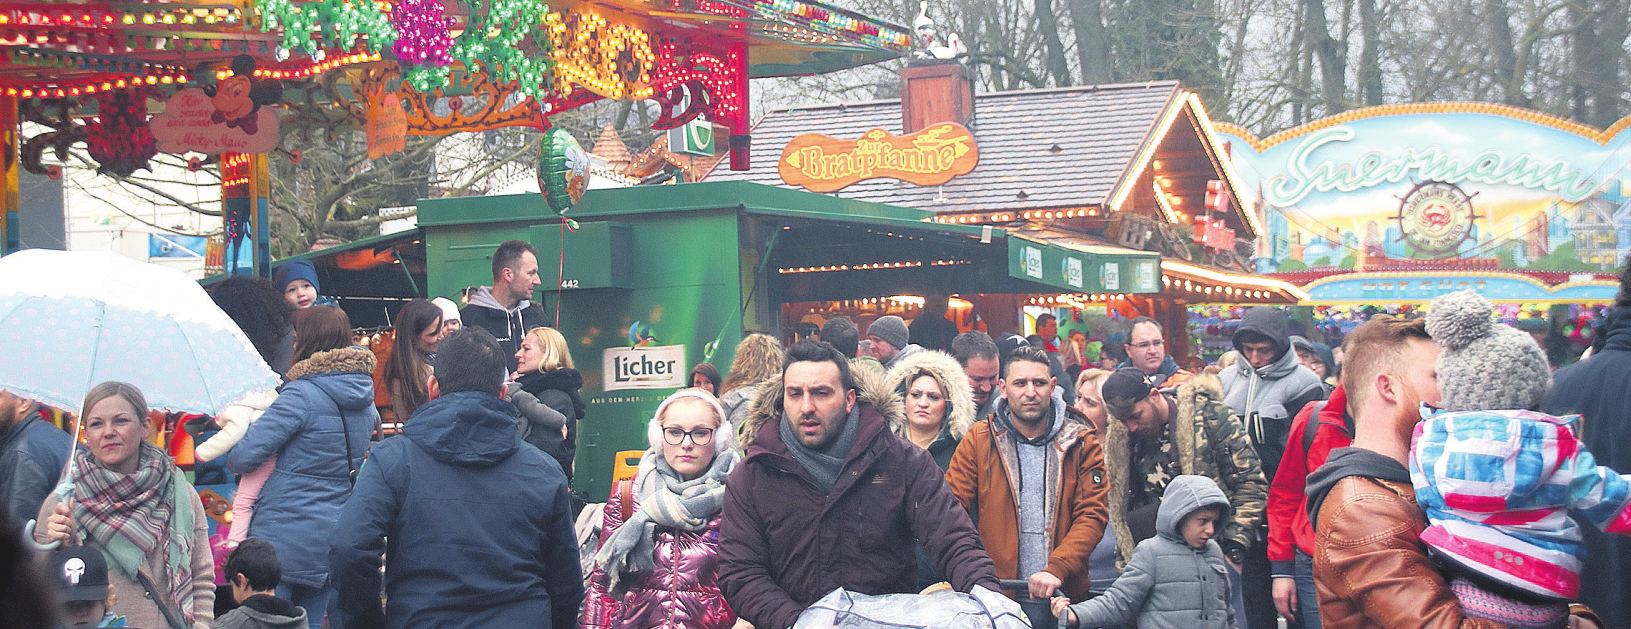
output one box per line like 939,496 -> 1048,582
215,540 -> 307,629
1050,475 -> 1235,629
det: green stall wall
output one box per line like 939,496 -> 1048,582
423,197 -> 748,502
535,210 -> 746,502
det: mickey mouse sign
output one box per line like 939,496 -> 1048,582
152,55 -> 283,155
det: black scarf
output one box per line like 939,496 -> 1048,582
1304,447 -> 1412,529
516,368 -> 586,419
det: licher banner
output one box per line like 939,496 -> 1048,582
778,123 -> 979,193
1214,104 -> 1631,273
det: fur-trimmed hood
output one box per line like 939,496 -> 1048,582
737,362 -> 903,449
285,346 -> 376,381
284,346 -> 378,412
882,349 -> 975,441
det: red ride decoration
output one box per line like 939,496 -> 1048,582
85,86 -> 159,178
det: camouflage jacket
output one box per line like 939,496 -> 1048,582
1102,373 -> 1268,564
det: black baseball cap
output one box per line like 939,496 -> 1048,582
48,547 -> 109,602
1101,367 -> 1155,405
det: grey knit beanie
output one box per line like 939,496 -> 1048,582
1425,290 -> 1551,412
868,315 -> 911,351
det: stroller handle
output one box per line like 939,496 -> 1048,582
994,578 -> 1063,598
995,579 -> 1067,628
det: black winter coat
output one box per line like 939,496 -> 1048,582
718,374 -> 999,629
329,391 -> 584,629
1541,308 -> 1631,629
0,416 -> 72,525
516,368 -> 584,480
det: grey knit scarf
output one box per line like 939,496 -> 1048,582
593,446 -> 738,594
778,404 -> 861,494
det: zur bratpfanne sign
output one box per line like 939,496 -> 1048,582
777,123 -> 979,193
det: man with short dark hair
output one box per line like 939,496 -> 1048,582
946,345 -> 1108,629
1035,313 -> 1060,353
460,239 -> 547,369
1100,367 -> 1266,573
720,340 -> 999,629
821,316 -> 882,375
0,390 -> 71,526
1121,317 -> 1193,388
951,331 -> 1001,422
331,327 -> 583,629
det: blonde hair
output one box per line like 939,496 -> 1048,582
81,381 -> 149,424
719,333 -> 784,395
1075,367 -> 1112,395
523,327 -> 574,371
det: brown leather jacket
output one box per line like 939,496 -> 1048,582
1311,475 -> 1505,629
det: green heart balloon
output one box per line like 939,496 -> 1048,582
539,127 -> 590,215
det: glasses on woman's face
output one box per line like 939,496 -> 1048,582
663,426 -> 715,446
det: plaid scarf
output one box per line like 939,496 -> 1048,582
73,441 -> 195,625
594,447 -> 738,594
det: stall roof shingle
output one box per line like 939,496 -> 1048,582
706,80 -> 1182,214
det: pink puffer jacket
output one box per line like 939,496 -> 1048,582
581,480 -> 737,629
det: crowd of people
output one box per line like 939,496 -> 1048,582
2,240 -> 1630,629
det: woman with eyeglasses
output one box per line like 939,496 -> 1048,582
582,389 -> 745,629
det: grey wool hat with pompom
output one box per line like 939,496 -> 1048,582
1425,289 -> 1551,412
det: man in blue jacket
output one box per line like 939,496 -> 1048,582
0,390 -> 71,525
330,327 -> 582,629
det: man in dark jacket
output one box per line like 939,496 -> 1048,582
1542,261 -> 1631,629
1120,317 -> 1194,388
719,340 -> 1000,629
1219,307 -> 1326,629
1220,307 -> 1326,483
459,239 -> 547,370
0,391 -> 71,525
330,328 -> 582,629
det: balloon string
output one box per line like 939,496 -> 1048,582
555,217 -> 566,329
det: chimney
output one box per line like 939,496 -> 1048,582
900,62 -> 974,134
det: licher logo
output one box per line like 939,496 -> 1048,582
1396,181 -> 1479,255
603,344 -> 686,391
778,123 -> 979,193
627,321 -> 658,348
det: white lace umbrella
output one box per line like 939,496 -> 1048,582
0,249 -> 279,415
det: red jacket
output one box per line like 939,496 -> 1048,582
1267,384 -> 1352,574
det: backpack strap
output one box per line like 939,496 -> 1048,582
1301,399 -> 1329,458
1304,399 -> 1357,469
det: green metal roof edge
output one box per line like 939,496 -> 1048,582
198,228 -> 423,285
416,181 -> 943,227
740,206 -> 1002,239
